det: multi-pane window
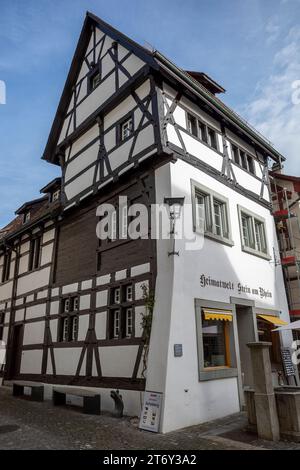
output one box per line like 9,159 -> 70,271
231,144 -> 240,165
125,308 -> 133,337
120,117 -> 134,141
52,189 -> 60,202
208,127 -> 218,150
196,191 -> 211,232
230,142 -> 256,175
0,312 -> 4,341
28,236 -> 41,271
114,287 -> 121,304
239,207 -> 268,256
213,199 -> 228,238
198,121 -> 208,143
109,284 -> 134,339
186,113 -> 218,151
126,285 -> 133,302
91,71 -> 101,89
193,183 -> 231,244
241,213 -> 254,249
187,113 -> 197,137
254,220 -> 267,254
1,251 -> 11,283
113,310 -> 120,338
23,212 -> 31,224
89,67 -> 101,91
59,296 -> 79,342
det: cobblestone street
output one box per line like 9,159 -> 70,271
0,386 -> 300,450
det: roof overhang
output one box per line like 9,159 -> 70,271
15,196 -> 48,215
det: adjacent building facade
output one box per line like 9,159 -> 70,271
272,172 -> 300,321
0,12 -> 295,432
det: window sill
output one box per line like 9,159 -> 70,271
199,367 -> 238,381
194,229 -> 234,247
241,245 -> 271,261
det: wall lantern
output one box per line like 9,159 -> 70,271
164,197 -> 185,256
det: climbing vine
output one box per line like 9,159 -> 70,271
140,283 -> 155,379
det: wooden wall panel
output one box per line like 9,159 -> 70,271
55,206 -> 97,285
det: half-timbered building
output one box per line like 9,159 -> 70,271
0,12 -> 294,432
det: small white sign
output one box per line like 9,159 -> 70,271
139,391 -> 162,433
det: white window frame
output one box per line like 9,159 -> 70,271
186,112 -> 219,151
126,285 -> 133,302
238,205 -> 270,259
23,212 -> 31,224
125,307 -> 133,337
121,117 -> 133,141
52,189 -> 60,202
62,317 -> 69,342
70,316 -> 79,342
191,180 -> 233,246
230,141 -> 256,176
113,310 -> 120,338
114,287 -> 121,304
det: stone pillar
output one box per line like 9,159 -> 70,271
247,342 -> 280,441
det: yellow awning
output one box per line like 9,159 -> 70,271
257,314 -> 288,326
203,309 -> 233,322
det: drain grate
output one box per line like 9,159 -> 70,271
0,425 -> 19,434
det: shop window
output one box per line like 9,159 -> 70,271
192,180 -> 233,246
195,302 -> 238,381
202,316 -> 231,368
257,318 -> 281,364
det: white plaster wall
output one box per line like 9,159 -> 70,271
40,243 -> 53,266
16,267 -> 51,296
23,321 -> 45,345
20,350 -> 43,374
0,281 -> 13,302
95,312 -> 107,340
146,160 -> 291,432
42,229 -> 55,244
63,78 -> 155,202
49,319 -> 58,342
26,303 -> 46,320
98,345 -> 139,377
162,83 -> 270,203
78,314 -> 89,341
53,348 -> 83,376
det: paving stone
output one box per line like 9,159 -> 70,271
0,386 -> 299,450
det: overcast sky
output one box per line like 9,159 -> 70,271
0,0 -> 300,227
